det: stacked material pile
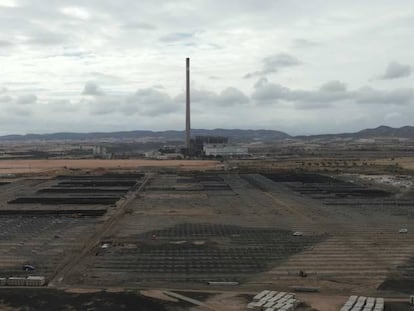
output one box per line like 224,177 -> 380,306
340,296 -> 384,311
0,276 -> 45,286
247,290 -> 300,311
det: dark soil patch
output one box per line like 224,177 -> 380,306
385,302 -> 414,311
173,290 -> 216,302
378,279 -> 414,293
264,173 -> 340,183
89,223 -> 326,283
0,288 -> 185,311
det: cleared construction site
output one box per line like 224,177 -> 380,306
0,162 -> 414,310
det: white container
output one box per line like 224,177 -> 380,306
7,277 -> 26,286
263,291 -> 277,300
253,290 -> 270,301
26,276 -> 46,286
247,302 -> 255,309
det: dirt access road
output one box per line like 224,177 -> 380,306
49,173 -> 154,286
0,159 -> 220,174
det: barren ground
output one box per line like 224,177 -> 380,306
0,159 -> 220,174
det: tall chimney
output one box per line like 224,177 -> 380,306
186,57 -> 191,151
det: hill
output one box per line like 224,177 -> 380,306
0,129 -> 291,143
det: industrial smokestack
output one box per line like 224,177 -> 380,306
186,57 -> 191,152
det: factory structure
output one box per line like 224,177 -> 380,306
203,143 -> 248,157
184,58 -> 248,158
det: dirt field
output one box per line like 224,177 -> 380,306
0,288 -> 183,311
0,159 -> 221,174
1,167 -> 414,310
374,157 -> 414,171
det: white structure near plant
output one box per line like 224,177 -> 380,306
203,144 -> 248,157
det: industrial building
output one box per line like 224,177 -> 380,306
182,58 -> 248,158
203,143 -> 248,157
190,135 -> 228,156
93,145 -> 111,159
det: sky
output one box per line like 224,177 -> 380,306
1,0 -> 414,135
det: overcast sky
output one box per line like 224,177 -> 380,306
1,0 -> 414,135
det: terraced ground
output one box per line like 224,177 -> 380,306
0,216 -> 97,279
247,174 -> 414,292
71,172 -> 414,294
1,170 -> 414,298
0,173 -> 143,281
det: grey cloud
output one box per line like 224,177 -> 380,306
0,0 -> 413,134
217,87 -> 249,106
16,94 -> 37,105
63,51 -> 94,58
254,77 -> 269,89
82,82 -> 104,96
263,53 -> 301,72
88,72 -> 124,84
10,106 -> 32,116
152,84 -> 165,89
25,32 -> 68,46
159,32 -> 194,42
60,6 -> 90,20
252,78 -> 414,108
123,88 -> 178,116
122,22 -> 156,30
175,87 -> 249,107
251,80 -> 290,103
0,92 -> 35,116
379,62 -> 412,79
0,95 -> 12,103
0,40 -> 13,47
86,97 -> 118,115
0,89 -> 36,114
244,53 -> 301,78
319,80 -> 347,92
292,38 -> 319,48
355,87 -> 414,105
294,101 -> 333,110
48,99 -> 78,112
84,85 -> 179,117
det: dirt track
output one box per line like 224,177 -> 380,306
0,159 -> 220,174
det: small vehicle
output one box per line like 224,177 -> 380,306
399,228 -> 408,234
293,231 -> 303,236
23,264 -> 35,271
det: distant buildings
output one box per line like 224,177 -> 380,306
92,145 -> 111,159
203,143 -> 248,157
180,135 -> 249,158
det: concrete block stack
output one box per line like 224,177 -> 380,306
247,290 -> 300,311
340,296 -> 384,311
0,276 -> 46,286
26,276 -> 46,286
7,277 -> 26,286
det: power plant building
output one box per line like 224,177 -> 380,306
203,144 -> 248,157
183,58 -> 248,158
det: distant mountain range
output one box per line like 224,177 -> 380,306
0,129 -> 289,143
0,126 -> 413,143
296,125 -> 414,140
